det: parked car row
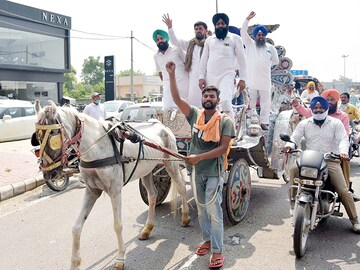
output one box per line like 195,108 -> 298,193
0,99 -> 162,143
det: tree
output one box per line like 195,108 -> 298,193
64,66 -> 77,91
81,56 -> 104,85
118,69 -> 145,76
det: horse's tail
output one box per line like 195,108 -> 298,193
170,178 -> 178,218
170,167 -> 194,217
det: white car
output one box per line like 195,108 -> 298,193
119,102 -> 163,122
0,100 -> 37,142
103,100 -> 135,118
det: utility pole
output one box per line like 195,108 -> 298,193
342,54 -> 349,92
216,0 -> 218,13
130,30 -> 134,102
342,54 -> 349,79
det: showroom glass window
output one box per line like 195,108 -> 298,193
0,26 -> 65,70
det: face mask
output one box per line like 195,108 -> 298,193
94,99 -> 100,105
157,41 -> 169,51
312,110 -> 328,121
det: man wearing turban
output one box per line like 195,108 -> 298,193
241,11 -> 279,130
162,13 -> 209,108
198,13 -> 247,124
284,96 -> 360,233
153,29 -> 189,111
292,89 -> 360,201
300,81 -> 319,102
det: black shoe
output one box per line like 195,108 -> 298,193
260,124 -> 269,130
352,193 -> 360,202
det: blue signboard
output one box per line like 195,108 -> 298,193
290,70 -> 308,76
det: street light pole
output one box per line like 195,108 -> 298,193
216,0 -> 218,13
342,54 -> 349,79
342,54 -> 349,92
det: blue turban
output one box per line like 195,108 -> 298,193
310,96 -> 329,111
212,13 -> 229,26
152,29 -> 169,42
229,26 -> 240,36
252,24 -> 268,38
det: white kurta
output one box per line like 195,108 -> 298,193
168,28 -> 203,108
83,103 -> 106,120
241,19 -> 279,124
199,33 -> 247,119
300,90 -> 319,101
154,45 -> 189,111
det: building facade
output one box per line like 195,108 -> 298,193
115,75 -> 162,101
0,1 -> 71,105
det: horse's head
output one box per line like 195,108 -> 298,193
34,101 -> 82,181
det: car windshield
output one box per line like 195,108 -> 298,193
103,102 -> 120,112
0,108 -> 6,117
120,107 -> 160,122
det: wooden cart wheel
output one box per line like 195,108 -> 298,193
139,164 -> 171,206
224,158 -> 251,224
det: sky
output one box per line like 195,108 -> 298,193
9,0 -> 360,82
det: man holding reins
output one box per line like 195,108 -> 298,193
166,60 -> 235,268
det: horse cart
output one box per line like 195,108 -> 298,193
135,101 -> 281,225
136,24 -> 297,224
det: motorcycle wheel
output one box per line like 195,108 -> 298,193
293,202 -> 311,258
45,174 -> 70,192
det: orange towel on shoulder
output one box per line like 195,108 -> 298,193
196,109 -> 232,170
196,109 -> 221,142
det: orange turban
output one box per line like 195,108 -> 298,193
321,89 -> 340,102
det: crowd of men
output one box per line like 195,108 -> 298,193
82,11 -> 360,268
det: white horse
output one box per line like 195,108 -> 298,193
34,101 -> 190,270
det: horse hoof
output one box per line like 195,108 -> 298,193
139,232 -> 150,240
113,262 -> 124,270
181,217 -> 191,227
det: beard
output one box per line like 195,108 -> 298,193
202,101 -> 217,110
328,103 -> 337,114
215,27 -> 228,40
196,32 -> 205,40
157,41 -> 169,51
256,38 -> 266,47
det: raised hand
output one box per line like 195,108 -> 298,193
162,13 -> 172,29
165,60 -> 176,74
247,11 -> 256,21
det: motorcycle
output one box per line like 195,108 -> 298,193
280,133 -> 344,258
348,120 -> 360,160
31,134 -> 80,192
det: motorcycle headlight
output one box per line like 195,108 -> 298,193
300,166 -> 319,179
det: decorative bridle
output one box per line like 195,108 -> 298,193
35,112 -> 83,172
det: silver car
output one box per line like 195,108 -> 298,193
103,100 -> 135,118
119,102 -> 162,122
0,100 -> 37,142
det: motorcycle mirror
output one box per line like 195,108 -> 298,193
280,133 -> 291,142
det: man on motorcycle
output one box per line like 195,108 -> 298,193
284,96 -> 360,233
292,89 -> 360,201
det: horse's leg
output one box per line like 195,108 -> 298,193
138,173 -> 157,240
165,161 -> 191,227
70,187 -> 102,270
110,191 -> 126,270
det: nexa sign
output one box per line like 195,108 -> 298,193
41,12 -> 71,29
